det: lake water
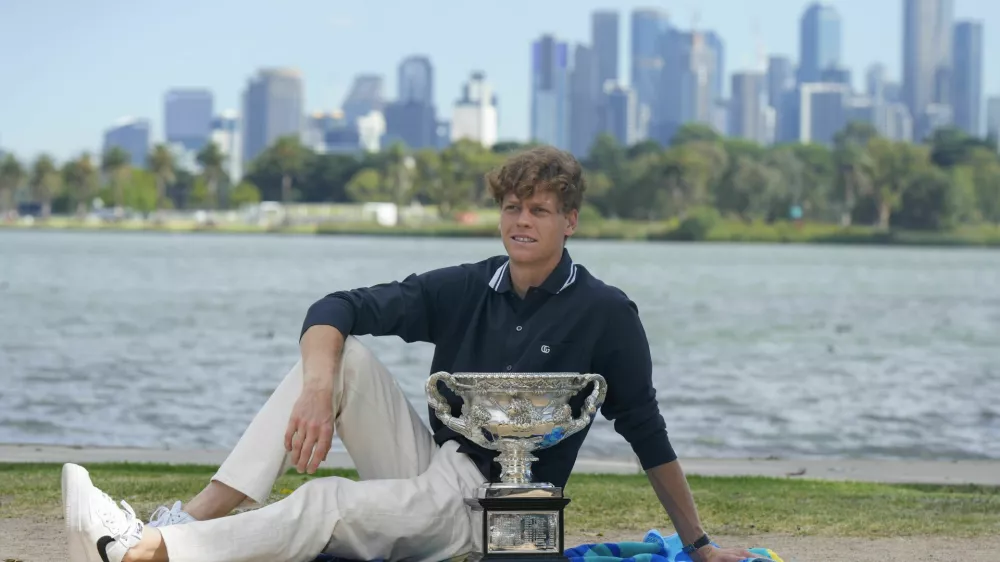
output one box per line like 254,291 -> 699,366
1,229 -> 998,462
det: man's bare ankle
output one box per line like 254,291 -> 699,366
183,481 -> 247,521
184,498 -> 241,521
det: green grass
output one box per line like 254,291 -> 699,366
2,463 -> 998,538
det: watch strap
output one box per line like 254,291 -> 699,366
682,534 -> 712,554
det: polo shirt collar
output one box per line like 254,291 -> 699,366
488,248 -> 578,295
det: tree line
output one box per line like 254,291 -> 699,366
0,142 -> 262,218
2,122 -> 998,230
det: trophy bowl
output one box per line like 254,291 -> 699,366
426,372 -> 607,487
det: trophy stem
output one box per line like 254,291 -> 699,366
496,441 -> 538,485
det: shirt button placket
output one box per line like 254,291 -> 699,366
508,324 -> 523,372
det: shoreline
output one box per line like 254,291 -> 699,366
3,220 -> 1000,248
3,443 -> 999,486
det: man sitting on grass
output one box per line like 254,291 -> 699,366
62,146 -> 761,562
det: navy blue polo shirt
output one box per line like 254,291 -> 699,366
301,248 -> 677,488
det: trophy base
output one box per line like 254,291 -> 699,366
465,485 -> 571,562
466,553 -> 570,562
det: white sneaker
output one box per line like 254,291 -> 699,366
62,463 -> 145,562
148,500 -> 197,528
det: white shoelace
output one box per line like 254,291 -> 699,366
148,501 -> 192,527
148,505 -> 173,526
100,493 -> 144,547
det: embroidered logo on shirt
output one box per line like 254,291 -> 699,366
540,345 -> 551,354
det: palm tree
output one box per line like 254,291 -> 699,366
383,142 -> 415,210
101,147 -> 131,209
62,153 -> 100,217
265,136 -> 308,225
272,136 -> 306,206
832,123 -> 878,226
0,154 -> 25,217
29,154 -> 62,219
196,142 -> 226,209
148,144 -> 176,212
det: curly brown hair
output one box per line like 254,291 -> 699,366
485,145 -> 586,213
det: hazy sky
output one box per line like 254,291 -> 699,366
1,0 -> 997,162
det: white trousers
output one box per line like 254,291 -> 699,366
158,336 -> 486,562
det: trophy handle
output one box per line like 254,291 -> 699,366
425,371 -> 469,434
564,373 -> 608,437
580,373 -> 607,418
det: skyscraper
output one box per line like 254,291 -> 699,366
569,44 -> 598,157
530,35 -> 570,150
398,56 -> 434,105
765,56 -> 799,142
799,83 -> 849,145
798,3 -> 842,84
986,97 -> 1000,147
341,75 -> 385,127
767,56 -> 797,144
774,88 -> 802,144
660,30 -> 720,140
383,102 -> 438,150
103,118 -> 151,167
591,11 -> 619,91
241,68 -> 304,165
902,0 -> 954,137
630,9 -> 670,140
601,83 -> 637,147
885,103 -> 915,142
767,56 -> 796,108
730,72 -> 765,143
164,89 -> 214,153
684,32 -> 720,126
704,31 -> 725,101
866,64 -> 887,102
952,21 -> 983,137
384,56 -> 438,150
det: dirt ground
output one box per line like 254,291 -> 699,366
2,517 -> 998,561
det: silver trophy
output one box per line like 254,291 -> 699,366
426,372 -> 607,562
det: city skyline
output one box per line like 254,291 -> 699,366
1,0 -> 998,161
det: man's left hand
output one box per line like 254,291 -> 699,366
692,545 -> 769,562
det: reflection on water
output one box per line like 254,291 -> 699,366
1,230 -> 998,460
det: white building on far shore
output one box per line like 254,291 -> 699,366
450,72 -> 498,148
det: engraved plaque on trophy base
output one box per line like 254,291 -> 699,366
465,486 -> 570,561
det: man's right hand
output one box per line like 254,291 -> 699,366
289,325 -> 345,474
284,386 -> 335,474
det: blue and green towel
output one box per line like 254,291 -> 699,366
312,529 -> 785,562
563,529 -> 783,562
564,529 -> 784,562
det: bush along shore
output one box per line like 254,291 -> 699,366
4,215 -> 1000,247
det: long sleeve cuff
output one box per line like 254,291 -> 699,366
632,427 -> 678,470
300,294 -> 356,341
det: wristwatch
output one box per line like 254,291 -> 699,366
682,533 -> 713,554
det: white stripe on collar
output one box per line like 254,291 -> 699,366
557,262 -> 577,293
490,260 -> 577,293
488,260 -> 509,290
